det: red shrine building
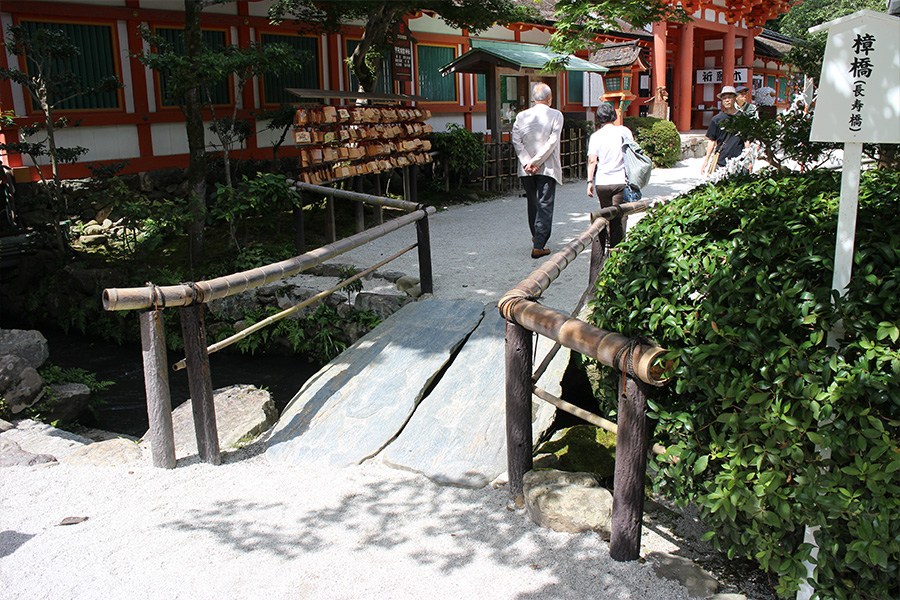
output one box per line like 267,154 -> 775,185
0,0 -> 799,182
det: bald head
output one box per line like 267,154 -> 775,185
532,83 -> 552,105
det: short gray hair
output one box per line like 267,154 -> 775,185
532,83 -> 552,102
596,102 -> 617,125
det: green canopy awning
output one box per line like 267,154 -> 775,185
439,42 -> 608,75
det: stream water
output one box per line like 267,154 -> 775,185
38,328 -> 319,438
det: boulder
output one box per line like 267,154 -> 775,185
354,292 -> 414,319
0,329 -> 49,369
0,438 -> 56,467
63,438 -> 144,466
0,419 -> 92,462
79,234 -> 108,247
523,469 -> 614,537
0,355 -> 45,414
155,384 -> 277,457
533,425 -> 617,481
39,382 -> 91,425
648,552 -> 719,598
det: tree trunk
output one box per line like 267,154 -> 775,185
350,6 -> 402,94
184,0 -> 207,264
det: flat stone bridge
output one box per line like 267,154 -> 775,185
265,297 -> 569,488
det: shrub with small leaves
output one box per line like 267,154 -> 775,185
589,169 -> 900,599
623,116 -> 681,168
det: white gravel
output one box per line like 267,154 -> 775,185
1,160 -> 713,600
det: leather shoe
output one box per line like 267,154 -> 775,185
531,248 -> 551,259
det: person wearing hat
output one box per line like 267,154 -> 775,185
735,85 -> 757,117
701,85 -> 745,174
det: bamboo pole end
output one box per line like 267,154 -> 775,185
636,346 -> 671,386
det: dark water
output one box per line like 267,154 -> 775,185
39,328 -> 319,438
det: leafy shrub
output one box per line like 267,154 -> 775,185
623,116 -> 681,168
589,169 -> 900,599
724,111 -> 840,172
427,123 -> 485,189
210,172 -> 300,250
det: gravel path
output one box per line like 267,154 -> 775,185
1,159 -> 720,600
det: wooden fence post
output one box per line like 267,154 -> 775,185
374,173 -> 384,225
326,191 -> 336,243
293,192 -> 305,253
416,213 -> 433,295
505,320 -> 534,504
353,176 -> 365,233
140,309 -> 176,469
179,304 -> 221,465
610,368 -> 651,561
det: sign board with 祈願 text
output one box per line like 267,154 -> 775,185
392,21 -> 413,83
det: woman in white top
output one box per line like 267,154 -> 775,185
586,103 -> 634,248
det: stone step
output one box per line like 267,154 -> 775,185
265,297 -> 486,468
381,308 -> 563,488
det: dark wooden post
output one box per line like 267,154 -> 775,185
140,309 -> 176,469
408,164 -> 419,205
416,213 -> 433,295
325,191 -> 336,243
353,176 -> 365,233
374,173 -> 384,225
179,304 -> 221,465
610,369 -> 651,561
292,192 -> 305,253
505,320 -> 533,504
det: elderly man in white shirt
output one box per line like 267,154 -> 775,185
512,82 -> 564,258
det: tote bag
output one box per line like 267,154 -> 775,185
622,136 -> 653,189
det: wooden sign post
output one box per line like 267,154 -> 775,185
800,10 -> 900,600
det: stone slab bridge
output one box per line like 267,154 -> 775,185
264,297 -> 568,488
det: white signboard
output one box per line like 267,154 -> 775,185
695,68 -> 749,85
809,10 -> 900,143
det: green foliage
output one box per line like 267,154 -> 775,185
220,303 -> 380,365
39,364 -> 114,394
337,265 -> 364,303
589,169 -> 900,599
209,172 -> 300,250
427,123 -> 485,189
548,0 -> 688,56
724,111 -> 840,173
766,0 -> 884,40
623,116 -> 681,168
0,25 -> 121,250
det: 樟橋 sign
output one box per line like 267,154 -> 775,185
809,10 -> 900,143
798,11 -> 899,600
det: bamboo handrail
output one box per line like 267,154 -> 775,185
103,206 -> 435,311
290,181 -> 424,212
499,199 -> 669,387
170,243 -> 418,371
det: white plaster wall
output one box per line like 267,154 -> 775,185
150,121 -> 220,156
409,14 -> 461,36
520,29 -> 551,45
470,113 -> 487,134
248,0 -> 277,18
470,25 -> 515,42
426,114 -> 466,133
21,125 -> 140,166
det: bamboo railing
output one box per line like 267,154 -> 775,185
102,182 -> 434,468
498,197 -> 673,563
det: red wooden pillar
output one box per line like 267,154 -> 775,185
652,21 -> 667,95
723,25 -> 736,87
676,23 -> 694,132
743,32 -> 756,87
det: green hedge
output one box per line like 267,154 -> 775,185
589,169 -> 900,599
623,116 -> 681,168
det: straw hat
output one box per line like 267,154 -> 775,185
717,86 -> 738,98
